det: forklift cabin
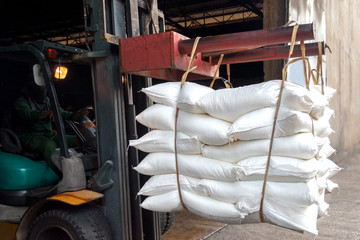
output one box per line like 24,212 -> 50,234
0,0 -> 173,238
0,40 -> 172,239
0,41 -> 112,239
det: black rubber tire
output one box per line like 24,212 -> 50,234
28,207 -> 113,240
160,212 -> 174,235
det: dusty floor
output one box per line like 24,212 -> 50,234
162,153 -> 360,240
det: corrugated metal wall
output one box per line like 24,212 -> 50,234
326,0 -> 360,161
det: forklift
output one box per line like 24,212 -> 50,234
0,0 -> 175,239
0,40 -> 174,239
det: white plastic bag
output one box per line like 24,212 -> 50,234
308,85 -> 336,119
313,107 -> 335,138
134,152 -> 236,181
202,178 -> 319,207
202,133 -> 318,162
228,106 -> 334,141
316,158 -> 342,178
141,82 -> 214,113
129,130 -> 201,154
137,174 -> 205,196
197,80 -> 314,122
228,107 -> 313,141
141,189 -> 319,234
316,137 -> 336,160
233,156 -> 320,181
310,85 -> 336,103
257,197 -> 319,235
136,104 -> 231,145
138,174 -> 319,207
141,190 -> 244,223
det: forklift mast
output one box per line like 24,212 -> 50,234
87,0 -> 164,239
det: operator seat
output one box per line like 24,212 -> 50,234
0,128 -> 22,154
0,127 -> 59,206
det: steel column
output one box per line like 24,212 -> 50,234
90,0 -> 131,240
137,1 -> 162,239
124,0 -> 144,239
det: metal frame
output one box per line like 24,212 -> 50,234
0,43 -> 70,160
1,0 -> 165,239
88,0 -> 163,239
89,1 -> 131,239
162,0 -> 263,31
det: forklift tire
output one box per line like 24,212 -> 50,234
160,212 -> 174,235
28,207 -> 113,240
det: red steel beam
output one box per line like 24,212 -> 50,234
178,23 -> 315,55
210,42 -> 324,65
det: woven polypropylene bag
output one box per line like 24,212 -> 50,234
141,82 -> 214,113
197,80 -> 316,122
136,104 -> 231,145
129,130 -> 201,154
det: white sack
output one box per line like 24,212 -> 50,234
317,190 -> 330,217
317,158 -> 342,178
138,174 -> 319,207
134,152 -> 236,181
203,178 -> 319,206
228,107 -> 313,141
310,85 -> 336,103
308,85 -> 336,119
129,130 -> 201,154
238,199 -> 318,235
140,190 -> 184,212
137,174 -> 205,196
141,82 -> 214,113
202,133 -> 318,162
317,172 -> 341,192
136,104 -> 231,145
313,107 -> 335,138
197,80 -> 315,122
141,190 -> 318,234
258,197 -> 319,235
316,137 -> 336,160
141,190 -> 244,223
233,156 -> 319,181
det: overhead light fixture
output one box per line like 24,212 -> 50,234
54,66 -> 68,79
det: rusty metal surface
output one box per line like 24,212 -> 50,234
162,152 -> 359,240
119,24 -> 317,81
178,24 -> 314,55
119,31 -> 218,81
210,42 -> 324,65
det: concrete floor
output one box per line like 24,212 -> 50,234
162,153 -> 360,240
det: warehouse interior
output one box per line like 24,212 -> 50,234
0,0 -> 268,131
0,0 -> 359,239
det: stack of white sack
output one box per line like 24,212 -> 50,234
130,80 -> 341,235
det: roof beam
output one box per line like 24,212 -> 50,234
243,1 -> 263,17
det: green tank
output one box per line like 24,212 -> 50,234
0,151 -> 59,190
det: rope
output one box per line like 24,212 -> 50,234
174,37 -> 201,210
143,0 -> 159,34
227,64 -> 231,83
259,24 -> 299,223
300,41 -> 310,89
310,43 -> 325,94
209,55 -> 232,89
209,54 -> 224,88
318,42 -> 325,95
